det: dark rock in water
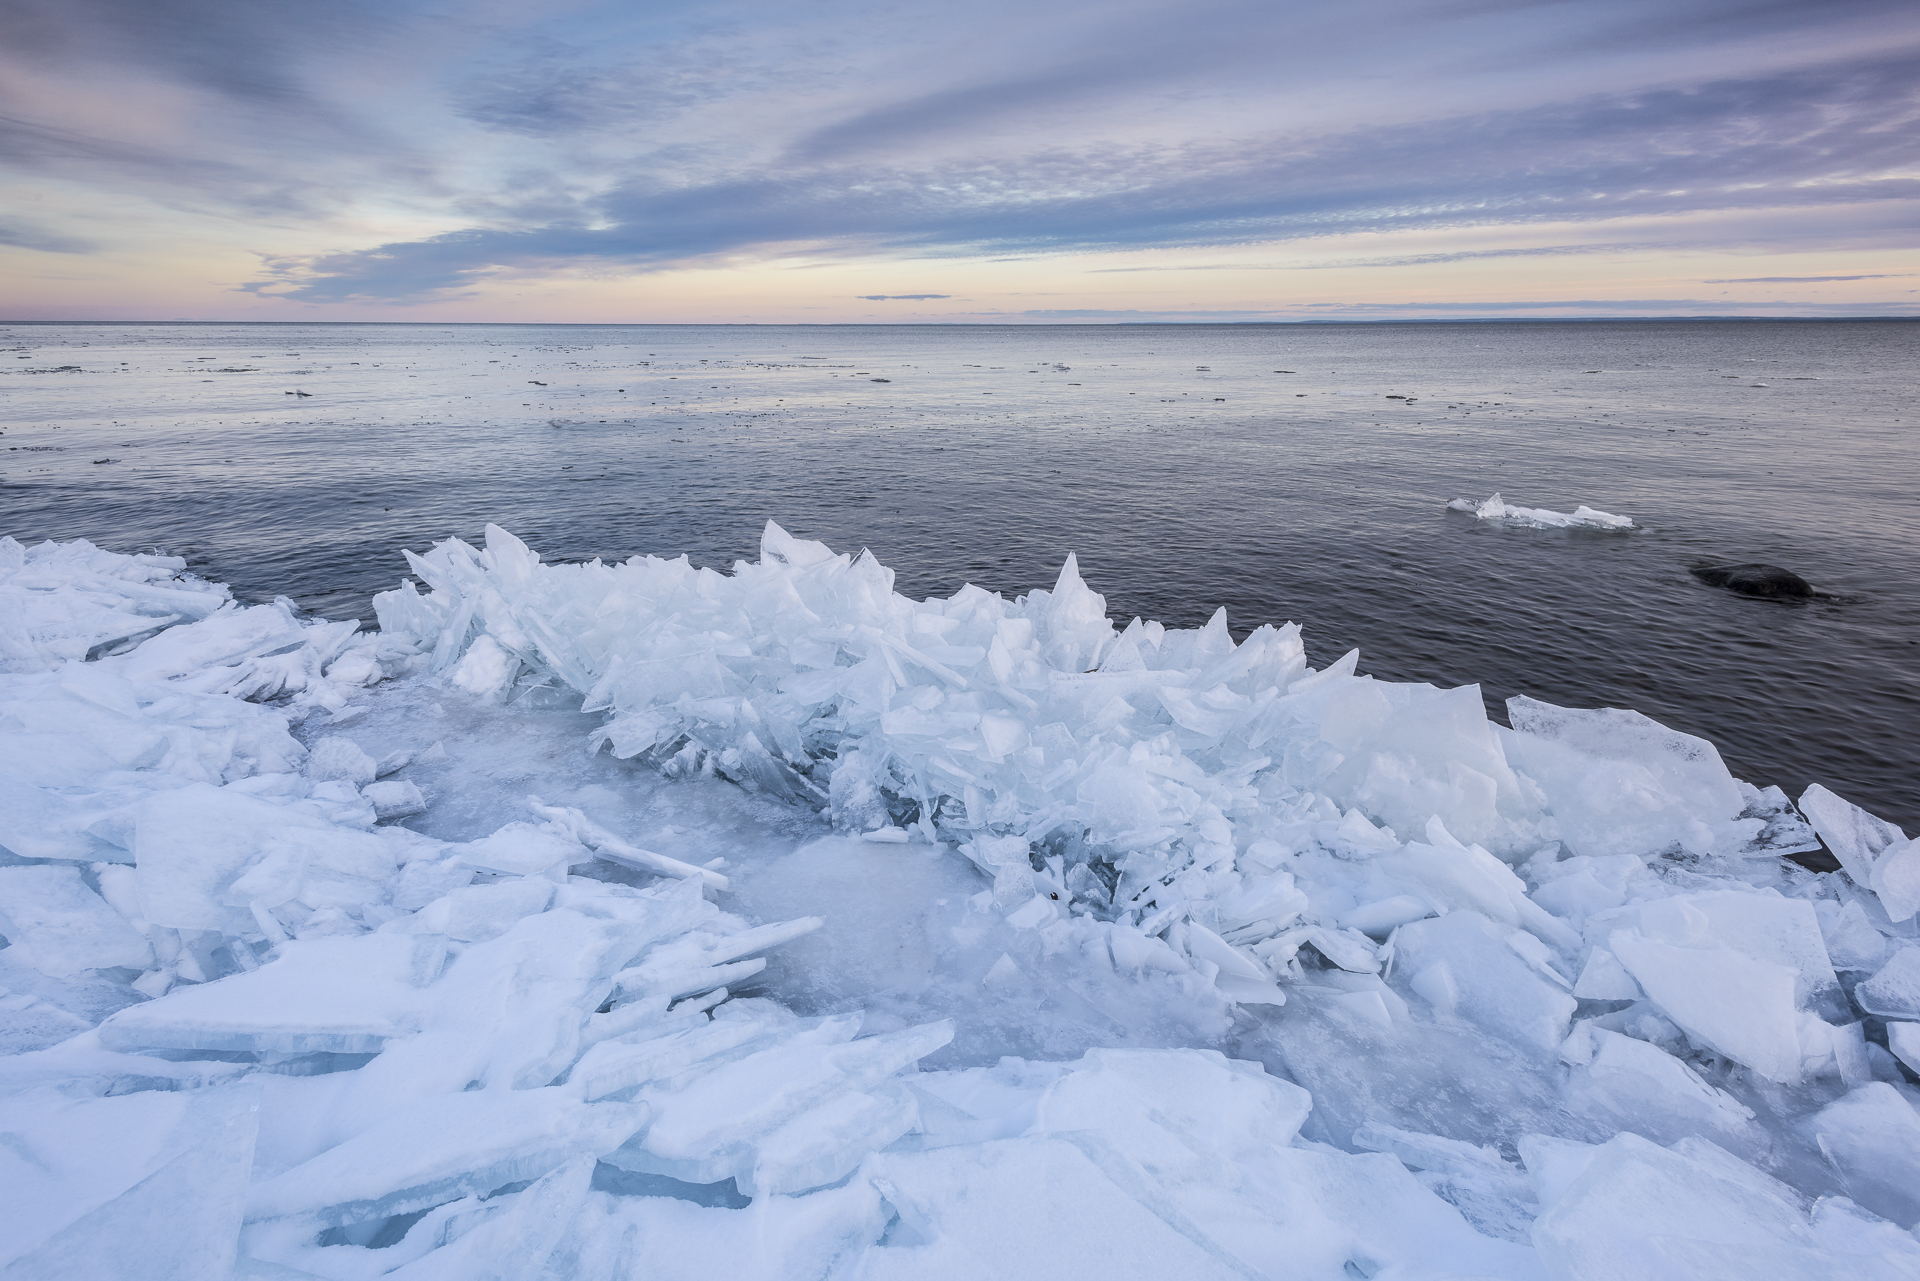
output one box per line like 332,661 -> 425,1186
1691,563 -> 1813,598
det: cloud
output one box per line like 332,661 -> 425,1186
248,48 -> 1920,301
855,294 -> 951,300
1088,244 -> 1669,272
1701,274 -> 1904,282
0,216 -> 94,253
6,0 -> 1918,314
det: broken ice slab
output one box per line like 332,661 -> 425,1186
745,1083 -> 920,1197
608,916 -> 824,1004
1028,1048 -> 1312,1182
245,1087 -> 645,1226
1559,1026 -> 1757,1150
408,878 -> 553,942
1586,889 -> 1841,1009
451,820 -> 586,876
364,779 -> 427,821
528,800 -> 728,888
1607,929 -> 1803,1083
0,864 -> 151,977
568,998 -> 810,1106
1799,784 -> 1920,922
1527,1132 -> 1850,1279
1854,946 -> 1920,1020
1394,910 -> 1574,1053
98,933 -> 446,1055
609,1019 -> 953,1188
134,782 -> 398,935
859,1135 -> 1252,1279
1802,1083 -> 1920,1229
1887,1022 -> 1920,1076
0,1083 -> 257,1277
1504,695 -> 1746,860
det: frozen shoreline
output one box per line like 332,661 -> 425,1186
3,527 -> 1919,1279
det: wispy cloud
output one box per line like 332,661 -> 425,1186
0,216 -> 94,254
855,294 -> 951,300
1701,274 -> 1905,282
1088,244 -> 1669,272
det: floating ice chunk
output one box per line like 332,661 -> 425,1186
1529,1132 -> 1840,1280
0,865 -> 151,976
1448,493 -> 1635,529
99,933 -> 444,1055
1561,1026 -> 1757,1147
1855,946 -> 1920,1020
0,1083 -> 257,1277
1804,1083 -> 1920,1228
1505,696 -> 1745,859
246,1088 -> 644,1226
1392,910 -> 1574,1051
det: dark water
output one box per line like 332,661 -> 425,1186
4,320 -> 1916,829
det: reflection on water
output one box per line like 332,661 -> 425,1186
4,320 -> 1916,828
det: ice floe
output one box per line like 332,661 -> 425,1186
1447,493 -> 1636,530
2,526 -> 1917,1279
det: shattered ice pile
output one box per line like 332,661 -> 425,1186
4,528 -> 1920,1281
1447,494 -> 1635,530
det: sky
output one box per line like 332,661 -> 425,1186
3,0 -> 1918,323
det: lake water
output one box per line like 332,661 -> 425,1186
3,319 -> 1916,830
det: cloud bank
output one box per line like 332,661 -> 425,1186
2,0 -> 1916,314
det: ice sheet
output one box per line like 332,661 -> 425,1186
3,527 -> 1915,1280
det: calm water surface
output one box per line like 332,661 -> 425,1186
4,320 -> 1916,829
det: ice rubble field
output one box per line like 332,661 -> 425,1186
3,526 -> 1920,1281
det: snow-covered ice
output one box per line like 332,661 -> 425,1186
2,524 -> 1916,1279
